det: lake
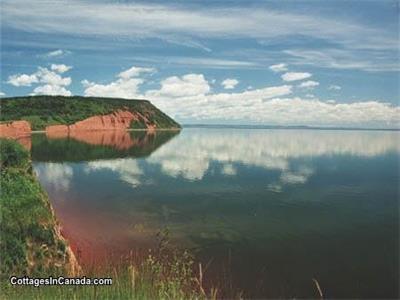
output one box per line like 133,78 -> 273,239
30,128 -> 399,298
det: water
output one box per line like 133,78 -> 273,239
31,128 -> 399,298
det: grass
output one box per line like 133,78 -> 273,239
1,234 -> 217,300
0,139 -> 75,282
0,95 -> 180,130
0,139 -> 221,300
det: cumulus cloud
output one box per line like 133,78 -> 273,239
147,74 -> 210,98
82,78 -> 143,98
281,72 -> 312,82
71,66 -> 400,128
221,78 -> 239,89
32,84 -> 71,96
82,65 -> 155,98
298,80 -> 319,89
8,74 -> 38,86
8,61 -> 387,128
8,65 -> 72,96
36,67 -> 71,86
150,81 -> 398,128
269,63 -> 288,72
51,64 -> 72,73
329,85 -> 342,91
0,91 -> 6,97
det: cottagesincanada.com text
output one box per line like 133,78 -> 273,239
10,276 -> 113,287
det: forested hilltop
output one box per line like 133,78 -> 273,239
0,96 -> 180,130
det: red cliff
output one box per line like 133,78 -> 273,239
46,110 -> 153,138
0,120 -> 32,139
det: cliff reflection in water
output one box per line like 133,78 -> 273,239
31,130 -> 180,162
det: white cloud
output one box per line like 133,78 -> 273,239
7,74 -> 38,86
32,84 -> 72,96
82,78 -> 143,99
329,85 -> 342,91
298,80 -> 319,89
147,74 -> 210,98
221,78 -> 239,89
118,66 -> 154,79
149,77 -> 398,127
281,72 -> 312,82
82,65 -> 155,98
269,63 -> 288,72
16,65 -> 397,128
84,67 -> 396,128
8,65 -> 72,96
36,67 -> 71,86
51,64 -> 72,73
0,92 -> 5,97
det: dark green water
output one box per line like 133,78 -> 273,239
31,128 -> 399,298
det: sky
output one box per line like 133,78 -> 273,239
1,0 -> 399,128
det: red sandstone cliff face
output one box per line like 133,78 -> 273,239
0,111 -> 157,149
0,120 -> 32,139
46,110 -> 154,137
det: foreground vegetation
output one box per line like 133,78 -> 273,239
2,231 -> 216,300
0,139 -> 75,281
0,139 -> 217,299
0,96 -> 180,130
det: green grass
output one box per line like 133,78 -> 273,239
1,240 -> 215,300
0,96 -> 180,130
0,139 -> 73,280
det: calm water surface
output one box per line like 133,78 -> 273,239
31,128 -> 399,298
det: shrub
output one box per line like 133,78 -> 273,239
0,139 -> 30,170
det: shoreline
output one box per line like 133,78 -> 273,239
30,127 -> 182,134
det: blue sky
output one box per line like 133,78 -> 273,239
1,0 -> 399,127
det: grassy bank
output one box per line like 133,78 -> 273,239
0,96 -> 180,130
0,139 -> 78,281
0,139 -> 215,299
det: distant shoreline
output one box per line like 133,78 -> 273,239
182,124 -> 400,131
